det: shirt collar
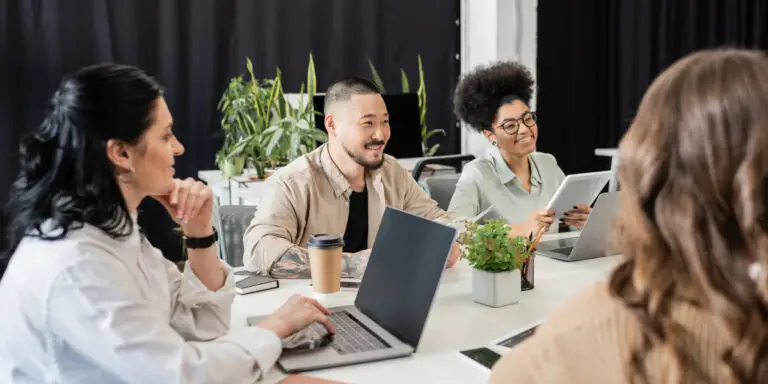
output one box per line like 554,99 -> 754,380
319,143 -> 383,198
489,146 -> 542,187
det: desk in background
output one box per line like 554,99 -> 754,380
232,232 -> 621,383
594,148 -> 619,192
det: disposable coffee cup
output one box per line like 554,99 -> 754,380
307,234 -> 345,295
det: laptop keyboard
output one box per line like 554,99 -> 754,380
324,311 -> 389,355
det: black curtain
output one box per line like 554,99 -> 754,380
0,0 -> 460,261
537,0 -> 768,175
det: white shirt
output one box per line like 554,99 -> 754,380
0,218 -> 281,383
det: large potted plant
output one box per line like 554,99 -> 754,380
460,219 -> 533,308
258,56 -> 328,174
217,53 -> 326,179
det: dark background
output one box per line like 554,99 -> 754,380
537,0 -> 768,175
3,0 -> 768,261
0,0 -> 461,260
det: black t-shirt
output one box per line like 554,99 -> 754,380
342,188 -> 369,253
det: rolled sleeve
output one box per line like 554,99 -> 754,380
242,178 -> 302,275
178,260 -> 235,308
219,326 -> 282,381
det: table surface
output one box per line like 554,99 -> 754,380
231,232 -> 622,383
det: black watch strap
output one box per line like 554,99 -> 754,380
184,228 -> 219,249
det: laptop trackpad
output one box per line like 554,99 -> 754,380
537,237 -> 577,251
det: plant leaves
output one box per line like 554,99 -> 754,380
289,131 -> 301,159
307,52 -> 316,98
264,127 -> 284,156
461,219 -> 532,273
368,58 -> 386,93
425,143 -> 440,156
400,69 -> 410,93
423,128 -> 446,141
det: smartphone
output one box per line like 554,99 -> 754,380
459,347 -> 502,370
497,324 -> 538,348
309,279 -> 361,289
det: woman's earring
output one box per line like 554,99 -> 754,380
492,141 -> 497,146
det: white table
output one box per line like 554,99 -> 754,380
231,232 -> 621,383
594,148 -> 619,192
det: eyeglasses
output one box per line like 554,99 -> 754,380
495,111 -> 537,135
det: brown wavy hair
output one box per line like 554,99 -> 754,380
609,48 -> 768,383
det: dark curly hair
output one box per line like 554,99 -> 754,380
610,49 -> 768,383
1,63 -> 163,279
453,61 -> 535,133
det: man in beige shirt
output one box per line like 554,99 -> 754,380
243,77 -> 461,278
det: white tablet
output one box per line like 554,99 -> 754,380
546,171 -> 612,218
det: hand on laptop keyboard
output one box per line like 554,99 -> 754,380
255,294 -> 335,338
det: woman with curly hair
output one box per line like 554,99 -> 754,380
449,61 -> 589,236
490,48 -> 768,383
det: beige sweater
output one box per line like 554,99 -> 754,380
490,282 -> 738,383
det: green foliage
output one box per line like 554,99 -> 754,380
368,55 -> 445,156
459,219 -> 532,273
217,53 -> 327,178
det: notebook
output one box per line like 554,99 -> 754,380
234,270 -> 279,295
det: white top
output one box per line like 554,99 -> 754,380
0,218 -> 281,383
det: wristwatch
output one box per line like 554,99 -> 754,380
183,227 -> 219,249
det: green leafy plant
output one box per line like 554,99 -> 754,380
459,219 -> 532,273
217,53 -> 326,178
368,55 -> 445,156
259,54 -> 328,169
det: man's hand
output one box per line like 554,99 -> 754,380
446,241 -> 462,269
563,204 -> 591,229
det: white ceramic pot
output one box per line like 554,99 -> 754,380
472,268 -> 522,308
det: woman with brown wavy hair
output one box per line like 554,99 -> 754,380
489,48 -> 768,383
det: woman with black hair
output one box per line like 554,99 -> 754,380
0,63 -> 333,383
449,61 -> 590,236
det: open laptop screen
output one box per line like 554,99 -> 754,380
354,208 -> 456,349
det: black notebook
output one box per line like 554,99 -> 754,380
233,270 -> 279,295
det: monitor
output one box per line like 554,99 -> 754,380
313,94 -> 423,158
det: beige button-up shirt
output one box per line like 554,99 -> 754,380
243,144 -> 456,278
448,147 -> 566,232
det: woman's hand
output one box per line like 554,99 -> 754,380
152,178 -> 214,237
563,204 -> 591,229
524,209 -> 555,235
257,294 -> 335,338
446,241 -> 462,269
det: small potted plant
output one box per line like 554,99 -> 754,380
460,219 -> 533,307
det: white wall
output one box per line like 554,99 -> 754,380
460,0 -> 537,156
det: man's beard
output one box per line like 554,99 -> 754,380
343,141 -> 386,170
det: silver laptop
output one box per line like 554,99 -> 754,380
535,192 -> 620,262
247,207 -> 457,372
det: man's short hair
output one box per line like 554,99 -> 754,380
324,77 -> 381,115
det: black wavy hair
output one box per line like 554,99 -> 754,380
1,63 -> 163,277
453,61 -> 535,133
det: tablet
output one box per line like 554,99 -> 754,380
546,171 -> 612,218
458,347 -> 503,370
